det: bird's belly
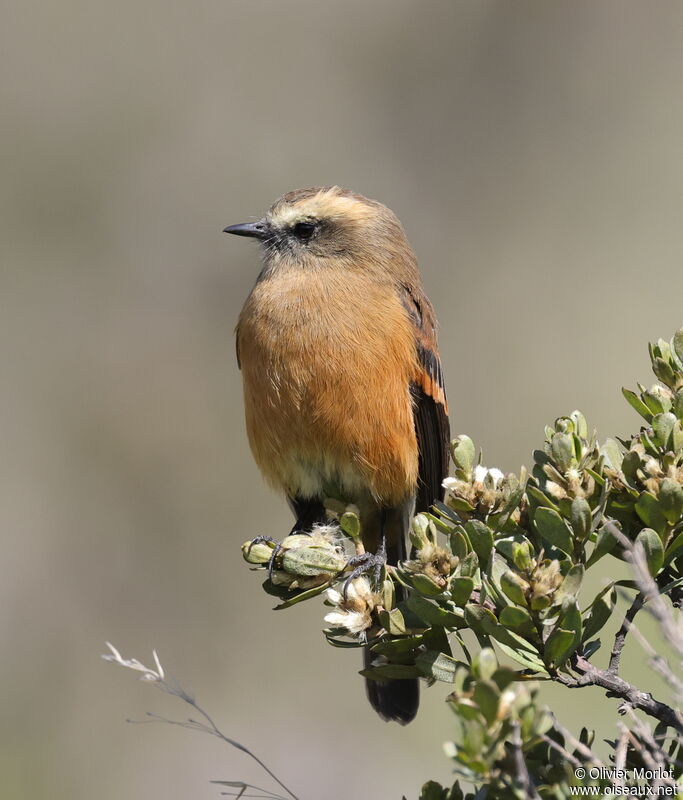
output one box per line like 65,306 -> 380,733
237,273 -> 419,504
241,347 -> 375,501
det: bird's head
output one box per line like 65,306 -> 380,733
224,186 -> 417,279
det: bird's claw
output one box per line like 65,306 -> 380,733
342,543 -> 387,599
247,536 -> 283,579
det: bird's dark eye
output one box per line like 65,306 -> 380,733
292,221 -> 317,241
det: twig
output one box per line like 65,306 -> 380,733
608,593 -> 644,674
539,734 -> 584,769
625,620 -> 683,701
604,522 -> 683,659
550,716 -> 606,768
557,655 -> 683,734
624,709 -> 679,791
102,644 -> 299,800
510,721 -> 542,800
613,724 -> 629,783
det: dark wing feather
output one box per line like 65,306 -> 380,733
287,495 -> 328,533
400,284 -> 450,513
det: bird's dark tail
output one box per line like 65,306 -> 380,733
364,642 -> 419,725
363,508 -> 419,725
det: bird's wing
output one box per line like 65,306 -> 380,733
400,283 -> 450,512
287,495 -> 328,532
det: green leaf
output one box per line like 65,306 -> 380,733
659,478 -> 683,524
586,524 -> 617,566
673,419 -> 683,452
512,540 -> 534,572
653,357 -> 676,388
582,592 -> 615,641
583,639 -> 601,659
601,439 -> 624,472
419,780 -> 449,800
621,449 -> 642,484
491,483 -> 527,534
415,650 -> 459,683
465,604 -> 539,653
449,529 -> 469,559
282,546 -> 346,576
378,608 -> 407,635
659,575 -> 683,597
451,576 -> 474,607
451,698 -> 481,722
570,497 -> 592,539
406,595 -> 466,629
473,679 -> 500,726
664,530 -> 683,565
622,388 -> 653,422
635,492 -> 668,536
526,484 -> 560,512
371,634 -> 424,656
652,413 -> 677,450
464,520 -> 493,567
339,511 -> 361,542
433,500 -> 463,524
459,551 -> 479,578
499,605 -> 534,632
500,570 -> 528,606
426,512 -> 455,535
571,410 -> 589,439
546,599 -> 582,667
643,388 -> 673,415
447,497 -> 476,514
534,507 -> 573,554
559,597 -> 582,638
473,647 -> 498,681
550,432 -> 576,471
494,640 -> 549,675
271,580 -> 330,609
451,435 -> 476,479
490,666 -> 518,692
636,528 -> 664,575
673,388 -> 683,421
554,564 -> 584,604
464,603 -> 498,634
410,573 -> 448,597
544,628 -> 576,668
324,632 -> 364,648
672,328 -> 683,369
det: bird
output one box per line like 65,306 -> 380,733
225,186 -> 450,724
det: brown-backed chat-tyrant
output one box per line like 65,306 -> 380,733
225,187 -> 450,724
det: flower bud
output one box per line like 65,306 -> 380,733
242,539 -> 276,565
511,540 -> 534,572
451,435 -> 476,480
501,570 -> 529,606
282,546 -> 346,577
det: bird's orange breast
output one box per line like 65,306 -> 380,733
237,268 -> 419,506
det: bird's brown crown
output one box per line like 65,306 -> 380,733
261,186 -> 417,277
268,186 -> 378,224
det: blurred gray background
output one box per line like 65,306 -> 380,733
2,2 -> 683,799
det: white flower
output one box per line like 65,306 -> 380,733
101,642 -> 165,682
473,465 -> 505,487
442,476 -> 459,491
324,587 -> 343,605
323,577 -> 377,636
323,610 -> 370,635
545,480 -> 567,500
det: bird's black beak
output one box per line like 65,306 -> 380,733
222,220 -> 268,240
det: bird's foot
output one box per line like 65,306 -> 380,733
247,536 -> 283,580
342,541 -> 387,599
